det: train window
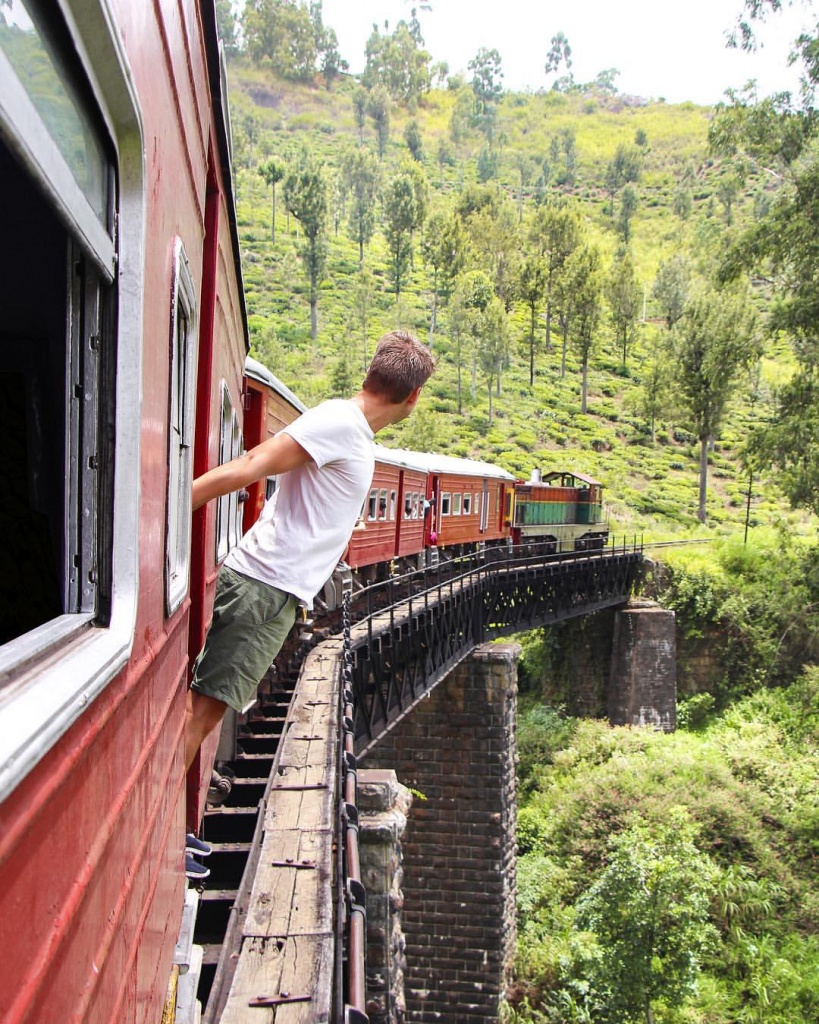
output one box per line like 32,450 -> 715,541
441,493 -> 451,516
479,488 -> 489,532
404,495 -> 413,519
463,493 -> 472,515
452,493 -> 462,516
228,418 -> 243,548
367,489 -> 378,520
412,493 -> 420,519
390,490 -> 397,520
0,0 -> 144,794
165,240 -> 198,615
378,488 -> 388,520
216,383 -> 234,563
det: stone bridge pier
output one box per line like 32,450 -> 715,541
355,601 -> 676,1022
362,643 -> 520,1024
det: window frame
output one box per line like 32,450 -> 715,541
0,0 -> 145,800
165,238 -> 198,615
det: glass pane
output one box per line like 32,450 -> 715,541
0,0 -> 110,223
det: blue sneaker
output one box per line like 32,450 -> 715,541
185,854 -> 210,880
186,833 -> 212,857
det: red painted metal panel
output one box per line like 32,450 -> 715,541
394,468 -> 427,558
431,471 -> 509,547
346,460 -> 403,569
0,2 -> 248,1023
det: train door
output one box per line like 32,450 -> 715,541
240,380 -> 265,532
480,479 -> 489,533
394,469 -> 406,555
428,475 -> 440,544
188,157 -> 221,669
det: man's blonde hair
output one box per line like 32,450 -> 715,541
363,330 -> 435,403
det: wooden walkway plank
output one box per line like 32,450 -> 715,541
216,642 -> 342,1022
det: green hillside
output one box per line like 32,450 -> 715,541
218,7 -> 819,1020
225,59 -> 811,541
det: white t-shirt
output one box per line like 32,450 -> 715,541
225,399 -> 375,605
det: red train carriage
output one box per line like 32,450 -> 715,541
0,2 -> 247,1023
240,355 -> 306,533
511,470 -> 609,552
345,445 -> 429,576
424,452 -> 516,552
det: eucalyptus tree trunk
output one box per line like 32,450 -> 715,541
698,435 -> 709,523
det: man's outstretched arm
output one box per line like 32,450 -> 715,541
192,431 -> 312,510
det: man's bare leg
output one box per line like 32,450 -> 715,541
185,690 -> 229,771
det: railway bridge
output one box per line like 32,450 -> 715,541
188,542 -> 668,1024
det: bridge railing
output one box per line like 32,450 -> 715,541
334,537 -> 643,1022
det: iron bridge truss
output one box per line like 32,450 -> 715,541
347,541 -> 643,755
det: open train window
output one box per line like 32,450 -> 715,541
389,490 -> 397,520
0,0 -> 143,796
367,489 -> 378,520
441,493 -> 451,516
463,493 -> 472,515
215,383 -> 245,563
378,488 -> 388,520
166,240 -> 198,614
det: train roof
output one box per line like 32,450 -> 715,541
244,356 -> 307,413
373,444 -> 516,481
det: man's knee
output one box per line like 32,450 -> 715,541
187,691 -> 229,738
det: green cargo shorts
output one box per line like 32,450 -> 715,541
190,564 -> 297,712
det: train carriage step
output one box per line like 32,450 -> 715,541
230,752 -> 275,777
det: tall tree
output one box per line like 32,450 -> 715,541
672,283 -> 760,522
352,267 -> 377,372
244,0 -> 317,81
283,150 -> 329,340
421,212 -> 468,347
382,170 -> 417,295
529,201 -> 583,352
652,255 -> 689,329
577,811 -> 719,1024
478,299 -> 509,423
545,30 -> 573,89
352,87 -> 368,144
341,146 -> 381,267
258,158 -> 286,243
468,47 -> 503,141
634,327 -> 673,442
404,119 -> 423,161
607,248 -> 641,366
402,159 -> 429,267
367,85 -> 391,160
363,19 -> 431,104
448,270 -> 495,413
517,252 -> 547,386
709,38 -> 819,515
616,182 -> 639,243
466,191 -> 521,313
567,243 -> 604,413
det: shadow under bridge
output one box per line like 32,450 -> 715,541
347,541 -> 644,755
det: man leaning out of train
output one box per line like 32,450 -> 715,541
182,330 -> 435,875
